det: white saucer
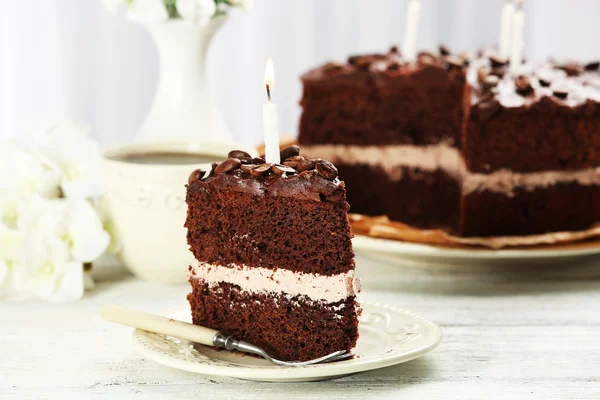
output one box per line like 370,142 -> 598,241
132,301 -> 442,382
353,234 -> 600,267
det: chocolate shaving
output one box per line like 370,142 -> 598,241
439,44 -> 451,56
489,67 -> 507,78
417,51 -> 437,66
558,62 -> 583,77
584,61 -> 600,71
482,75 -> 500,89
538,78 -> 551,87
514,75 -> 534,96
553,90 -> 569,100
444,55 -> 464,70
387,62 -> 401,71
322,61 -> 343,74
489,55 -> 509,68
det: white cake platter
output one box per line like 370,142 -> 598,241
132,301 -> 442,382
352,234 -> 600,267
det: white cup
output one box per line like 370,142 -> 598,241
103,141 -> 244,283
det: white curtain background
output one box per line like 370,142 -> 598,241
1,0 -> 599,147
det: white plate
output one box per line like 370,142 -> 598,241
353,234 -> 600,267
132,301 -> 442,382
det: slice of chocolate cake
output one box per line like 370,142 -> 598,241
185,146 -> 360,362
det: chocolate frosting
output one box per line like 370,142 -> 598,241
301,45 -> 469,85
300,45 -> 600,120
469,53 -> 600,119
187,146 -> 346,203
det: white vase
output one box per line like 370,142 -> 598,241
135,16 -> 233,144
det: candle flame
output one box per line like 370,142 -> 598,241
264,57 -> 275,92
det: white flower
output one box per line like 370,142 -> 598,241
0,215 -> 25,293
19,196 -> 110,263
60,200 -> 111,262
17,196 -> 109,301
102,0 -> 129,15
177,0 -> 216,23
126,0 -> 169,23
0,141 -> 60,228
93,197 -> 122,254
21,216 -> 84,302
30,120 -> 106,200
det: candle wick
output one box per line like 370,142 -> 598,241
266,84 -> 271,102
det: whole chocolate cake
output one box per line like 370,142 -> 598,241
185,146 -> 360,362
298,46 -> 600,237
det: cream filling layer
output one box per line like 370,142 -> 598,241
302,144 -> 600,196
188,262 -> 360,303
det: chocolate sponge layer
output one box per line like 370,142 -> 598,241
188,279 -> 359,362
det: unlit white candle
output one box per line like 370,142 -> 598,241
402,0 -> 421,62
499,0 -> 515,59
509,1 -> 525,74
263,58 -> 280,164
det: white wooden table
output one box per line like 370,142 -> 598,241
2,253 -> 600,399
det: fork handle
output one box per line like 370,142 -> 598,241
100,305 -> 218,347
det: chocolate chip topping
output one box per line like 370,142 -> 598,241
417,51 -> 437,66
215,157 -> 241,174
315,159 -> 338,180
188,169 -> 204,185
240,164 -> 258,174
585,61 -> 600,71
558,62 -> 584,77
444,55 -> 464,70
439,44 -> 451,56
389,45 -> 399,54
296,158 -> 316,173
553,89 -> 569,100
538,78 -> 551,87
387,61 -> 401,71
195,146 -> 341,184
228,150 -> 251,160
280,145 -> 300,161
249,163 -> 272,177
489,55 -> 509,68
482,75 -> 500,89
282,155 -> 303,168
515,75 -> 534,96
489,67 -> 507,78
272,164 -> 296,175
322,61 -> 343,74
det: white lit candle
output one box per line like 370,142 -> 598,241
402,0 -> 421,62
499,0 -> 515,59
509,0 -> 525,74
263,58 -> 280,164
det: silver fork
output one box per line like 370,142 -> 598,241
101,305 -> 351,367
